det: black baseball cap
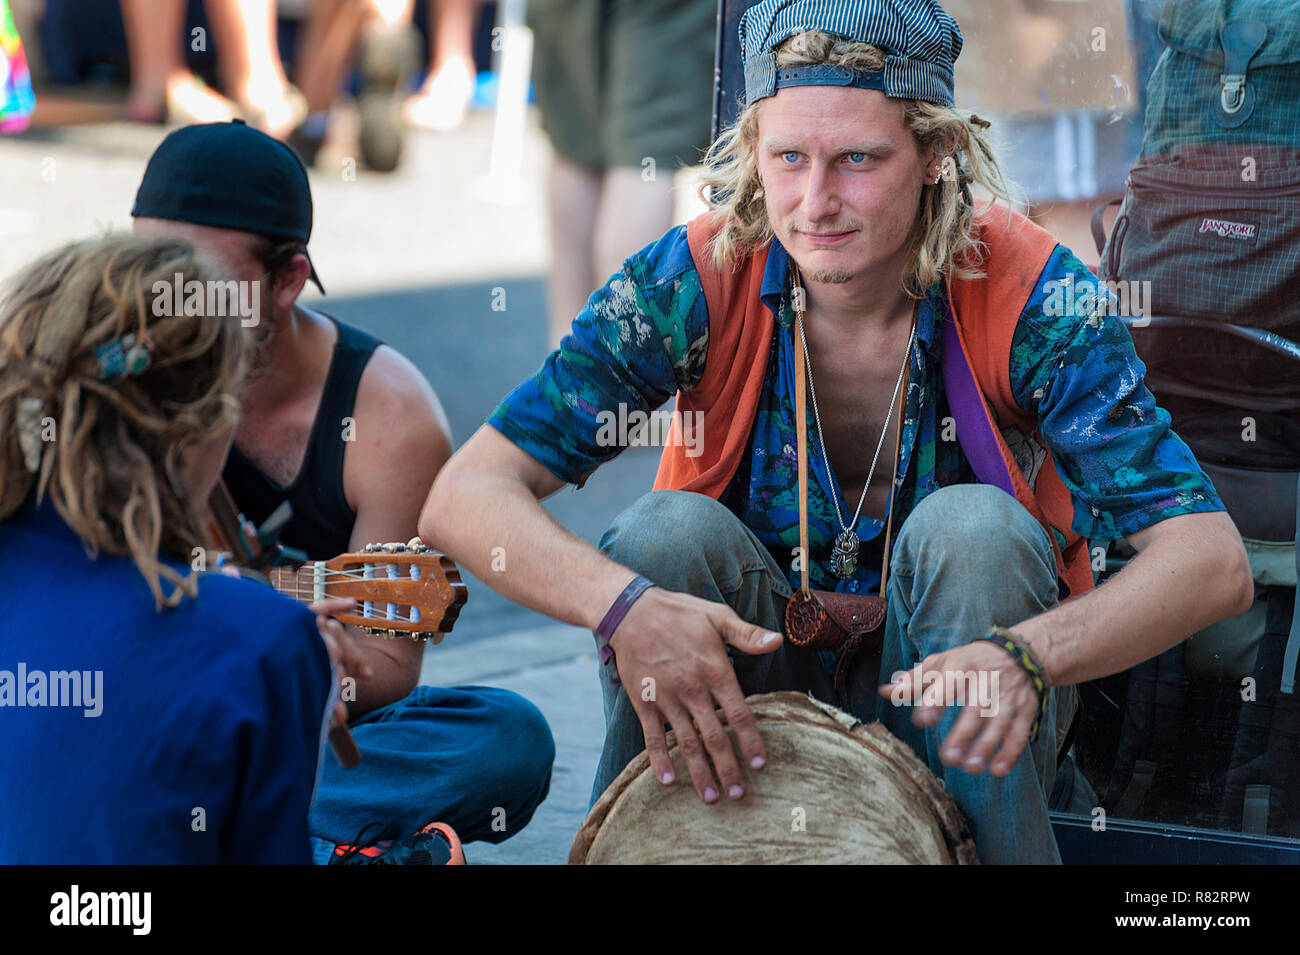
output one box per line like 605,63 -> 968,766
131,119 -> 325,293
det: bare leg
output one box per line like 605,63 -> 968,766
592,167 -> 677,293
203,0 -> 301,138
294,0 -> 411,115
120,0 -> 234,123
545,154 -> 602,350
404,0 -> 480,131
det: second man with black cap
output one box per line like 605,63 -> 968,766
133,120 -> 555,864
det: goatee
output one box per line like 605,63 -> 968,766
803,267 -> 855,285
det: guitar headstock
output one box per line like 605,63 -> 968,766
308,538 -> 468,641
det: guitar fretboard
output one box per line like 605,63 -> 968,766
268,564 -> 320,605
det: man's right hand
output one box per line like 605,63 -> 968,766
609,587 -> 784,804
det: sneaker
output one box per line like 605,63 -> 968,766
328,820 -> 466,865
402,59 -> 475,132
287,124 -> 326,168
356,23 -> 421,172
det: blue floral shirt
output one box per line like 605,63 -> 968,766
489,225 -> 1224,607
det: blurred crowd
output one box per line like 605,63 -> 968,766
1,0 -> 1165,345
4,0 -> 491,169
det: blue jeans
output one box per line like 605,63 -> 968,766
309,685 -> 555,863
592,486 -> 1069,865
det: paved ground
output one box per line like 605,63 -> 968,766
1,103 -> 682,863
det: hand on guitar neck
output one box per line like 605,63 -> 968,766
311,597 -> 374,732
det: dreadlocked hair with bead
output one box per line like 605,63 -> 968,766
0,235 -> 247,609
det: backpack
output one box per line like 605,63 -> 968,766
1093,0 -> 1300,470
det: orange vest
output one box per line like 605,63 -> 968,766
653,206 -> 1094,601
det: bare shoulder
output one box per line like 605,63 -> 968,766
343,343 -> 453,518
356,345 -> 452,446
355,345 -> 448,430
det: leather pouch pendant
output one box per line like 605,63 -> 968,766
784,590 -> 888,692
785,590 -> 886,653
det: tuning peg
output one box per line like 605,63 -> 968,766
380,542 -> 405,553
406,537 -> 428,553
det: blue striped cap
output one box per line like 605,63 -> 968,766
741,0 -> 963,107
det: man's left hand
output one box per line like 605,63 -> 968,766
878,639 -> 1043,777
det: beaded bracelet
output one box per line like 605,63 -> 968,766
595,575 -> 656,687
982,626 -> 1050,742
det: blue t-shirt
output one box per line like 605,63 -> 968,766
0,496 -> 332,864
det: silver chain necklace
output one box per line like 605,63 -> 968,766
792,277 -> 915,579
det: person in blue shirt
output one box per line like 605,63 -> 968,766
0,234 -> 344,864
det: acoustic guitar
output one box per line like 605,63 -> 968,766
206,481 -> 468,642
205,482 -> 468,767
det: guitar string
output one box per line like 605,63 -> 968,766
230,567 -> 434,582
293,567 -> 424,624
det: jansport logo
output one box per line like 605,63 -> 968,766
50,885 -> 151,935
1198,217 -> 1257,240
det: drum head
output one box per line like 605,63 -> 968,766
570,692 -> 979,864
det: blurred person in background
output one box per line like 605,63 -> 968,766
290,0 -> 420,171
527,0 -> 717,349
403,0 -> 485,132
0,235 -> 342,863
289,0 -> 485,172
119,0 -> 306,137
0,0 -> 34,132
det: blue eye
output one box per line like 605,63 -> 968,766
847,152 -> 867,163
781,151 -> 800,163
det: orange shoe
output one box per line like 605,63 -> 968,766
329,820 -> 466,865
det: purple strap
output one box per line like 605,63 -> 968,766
595,575 -> 656,685
943,304 -> 1072,602
940,307 -> 1014,495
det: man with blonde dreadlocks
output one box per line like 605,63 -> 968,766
420,0 -> 1252,863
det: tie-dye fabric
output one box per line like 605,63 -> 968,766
0,0 -> 34,134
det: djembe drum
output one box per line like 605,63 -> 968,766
569,691 -> 979,864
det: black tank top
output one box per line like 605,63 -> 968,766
222,314 -> 382,559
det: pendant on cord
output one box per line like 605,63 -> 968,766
830,528 -> 860,579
